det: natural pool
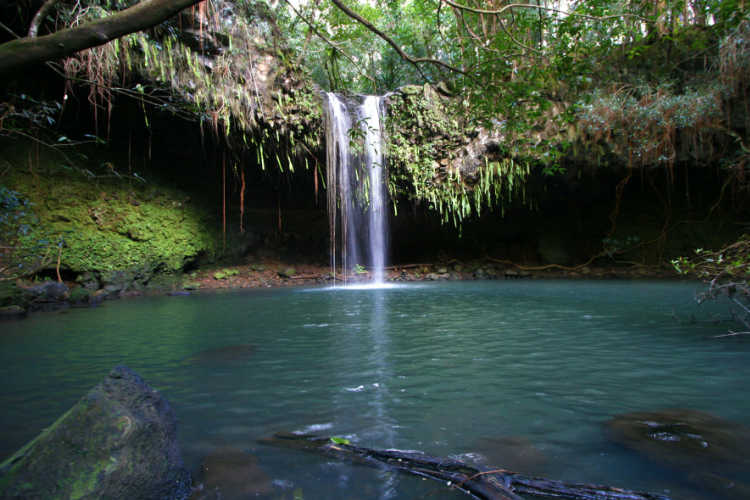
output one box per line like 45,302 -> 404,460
1,280 -> 749,499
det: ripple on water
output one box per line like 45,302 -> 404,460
0,280 -> 747,499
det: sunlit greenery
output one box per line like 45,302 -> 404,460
2,0 -> 750,274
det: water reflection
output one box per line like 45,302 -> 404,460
1,281 -> 748,499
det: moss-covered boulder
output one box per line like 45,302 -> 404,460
277,267 -> 296,278
20,281 -> 69,304
0,366 -> 191,500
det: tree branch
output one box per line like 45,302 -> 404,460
263,432 -> 671,500
28,0 -> 62,37
328,0 -> 466,79
0,0 -> 205,76
441,0 -> 650,22
282,0 -> 376,87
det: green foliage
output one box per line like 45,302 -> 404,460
386,86 -> 529,226
672,236 -> 750,329
602,235 -> 641,258
278,267 -> 296,277
213,268 -> 240,280
275,0 -> 750,180
671,240 -> 750,279
329,437 -> 351,445
69,287 -> 91,304
579,84 -> 723,168
0,185 -> 49,278
56,0 -> 322,164
0,186 -> 30,229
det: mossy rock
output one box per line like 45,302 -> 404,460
213,268 -> 239,280
2,141 -> 220,280
607,408 -> 750,498
68,287 -> 91,305
0,281 -> 25,308
277,267 -> 296,278
182,281 -> 201,290
0,366 -> 191,499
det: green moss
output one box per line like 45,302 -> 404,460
278,267 -> 296,278
1,140 -> 220,279
213,268 -> 239,280
70,459 -> 107,500
0,280 -> 23,307
68,287 -> 90,304
386,85 -> 529,227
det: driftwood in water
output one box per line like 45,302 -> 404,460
260,433 -> 670,500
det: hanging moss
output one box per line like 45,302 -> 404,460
60,0 -> 322,166
385,84 -> 529,227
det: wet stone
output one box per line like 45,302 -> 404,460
607,409 -> 750,499
471,436 -> 547,473
0,366 -> 191,500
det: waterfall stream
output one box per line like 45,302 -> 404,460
325,93 -> 388,285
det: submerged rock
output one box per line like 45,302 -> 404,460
608,409 -> 750,464
190,447 -> 272,499
607,408 -> 750,499
0,366 -> 191,500
471,436 -> 547,472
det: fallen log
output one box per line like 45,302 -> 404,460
260,432 -> 670,500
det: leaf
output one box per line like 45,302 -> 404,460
330,437 -> 350,445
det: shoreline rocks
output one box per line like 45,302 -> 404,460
0,259 -> 681,321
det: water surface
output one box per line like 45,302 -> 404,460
1,280 -> 747,499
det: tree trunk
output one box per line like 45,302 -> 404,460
0,0 -> 205,76
261,432 -> 671,500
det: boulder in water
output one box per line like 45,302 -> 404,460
190,447 -> 272,499
607,408 -> 750,499
21,281 -> 69,304
0,366 -> 191,500
607,409 -> 750,465
471,435 -> 548,472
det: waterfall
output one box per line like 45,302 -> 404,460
325,93 -> 388,284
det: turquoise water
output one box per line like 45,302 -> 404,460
1,280 -> 748,499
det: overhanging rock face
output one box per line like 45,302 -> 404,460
0,366 -> 191,500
